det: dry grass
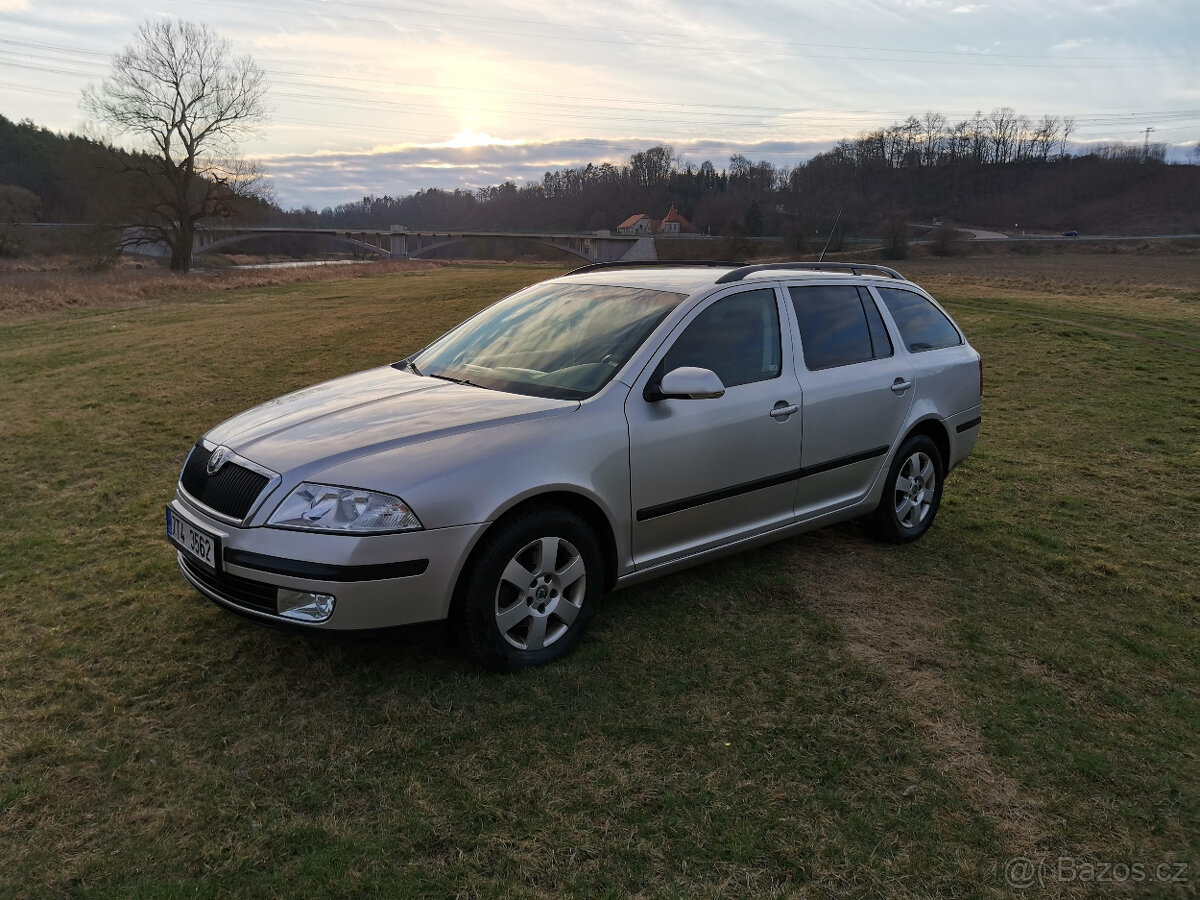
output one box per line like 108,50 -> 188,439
0,253 -> 1196,896
0,257 -> 567,323
903,252 -> 1200,323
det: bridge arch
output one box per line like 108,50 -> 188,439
193,231 -> 390,259
407,235 -> 591,262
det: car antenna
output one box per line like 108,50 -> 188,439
818,208 -> 844,262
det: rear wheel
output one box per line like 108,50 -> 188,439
870,434 -> 944,543
455,507 -> 602,671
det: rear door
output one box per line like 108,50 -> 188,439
786,283 -> 914,520
625,286 -> 803,567
871,285 -> 978,416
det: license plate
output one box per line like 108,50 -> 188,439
166,507 -> 221,572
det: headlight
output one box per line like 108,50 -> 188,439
268,483 -> 423,533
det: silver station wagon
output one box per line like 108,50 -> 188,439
167,261 -> 982,669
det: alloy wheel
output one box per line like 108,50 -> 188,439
493,536 -> 586,650
894,450 -> 937,529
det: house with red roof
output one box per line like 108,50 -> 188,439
616,206 -> 698,235
616,213 -> 654,235
659,206 -> 697,234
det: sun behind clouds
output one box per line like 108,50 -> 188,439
444,129 -> 524,149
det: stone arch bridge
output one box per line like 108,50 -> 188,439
191,225 -> 657,263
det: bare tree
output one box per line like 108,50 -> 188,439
920,111 -> 947,167
946,118 -> 971,164
988,107 -> 1020,164
1029,115 -> 1060,162
82,20 -> 270,271
1058,117 -> 1075,159
968,110 -> 988,165
629,146 -> 676,188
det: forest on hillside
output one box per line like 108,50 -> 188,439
292,112 -> 1197,238
0,114 -> 276,226
2,109 -> 1198,254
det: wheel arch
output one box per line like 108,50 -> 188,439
452,490 -> 620,603
900,416 -> 951,474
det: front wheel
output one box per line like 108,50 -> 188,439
455,507 -> 602,671
869,434 -> 944,543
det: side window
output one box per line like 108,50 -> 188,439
875,287 -> 962,353
661,289 -> 781,388
789,284 -> 884,370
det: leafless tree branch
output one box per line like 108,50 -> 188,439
81,19 -> 270,271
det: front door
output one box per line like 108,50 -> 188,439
625,287 -> 804,567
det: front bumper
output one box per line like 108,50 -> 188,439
168,494 -> 484,629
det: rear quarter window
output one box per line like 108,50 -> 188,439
875,287 -> 962,353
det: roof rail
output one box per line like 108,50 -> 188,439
566,259 -> 744,276
714,262 -> 906,284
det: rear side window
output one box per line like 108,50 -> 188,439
789,285 -> 891,371
875,287 -> 962,353
662,288 -> 781,388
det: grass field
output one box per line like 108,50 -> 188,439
1,255 -> 1196,897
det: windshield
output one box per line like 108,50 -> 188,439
408,282 -> 685,400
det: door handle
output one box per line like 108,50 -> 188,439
769,402 -> 798,419
890,378 -> 913,394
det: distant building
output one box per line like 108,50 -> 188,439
616,214 -> 655,235
659,206 -> 697,234
616,206 -> 698,235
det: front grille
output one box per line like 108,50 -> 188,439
180,443 -> 270,520
180,555 -> 278,614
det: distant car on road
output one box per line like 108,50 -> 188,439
167,261 -> 983,669
1062,230 -> 1079,237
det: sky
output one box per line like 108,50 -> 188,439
1,0 -> 1197,209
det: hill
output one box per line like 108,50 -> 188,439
0,114 -> 125,222
3,110 -> 1197,246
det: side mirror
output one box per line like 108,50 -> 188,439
655,366 -> 726,400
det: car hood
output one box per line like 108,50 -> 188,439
206,365 -> 579,474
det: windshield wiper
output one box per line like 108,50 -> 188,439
405,359 -> 422,376
428,372 -> 482,388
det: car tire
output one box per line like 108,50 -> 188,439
869,434 -> 944,544
454,507 -> 602,671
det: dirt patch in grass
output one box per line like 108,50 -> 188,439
794,531 -> 1051,858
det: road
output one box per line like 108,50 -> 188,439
958,228 -> 1200,242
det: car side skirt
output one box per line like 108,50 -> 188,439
613,496 -> 876,591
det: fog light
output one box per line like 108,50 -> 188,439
277,589 -> 336,623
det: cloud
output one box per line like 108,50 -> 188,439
0,0 -> 31,10
1052,38 -> 1094,50
261,136 -> 838,208
896,0 -> 986,9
